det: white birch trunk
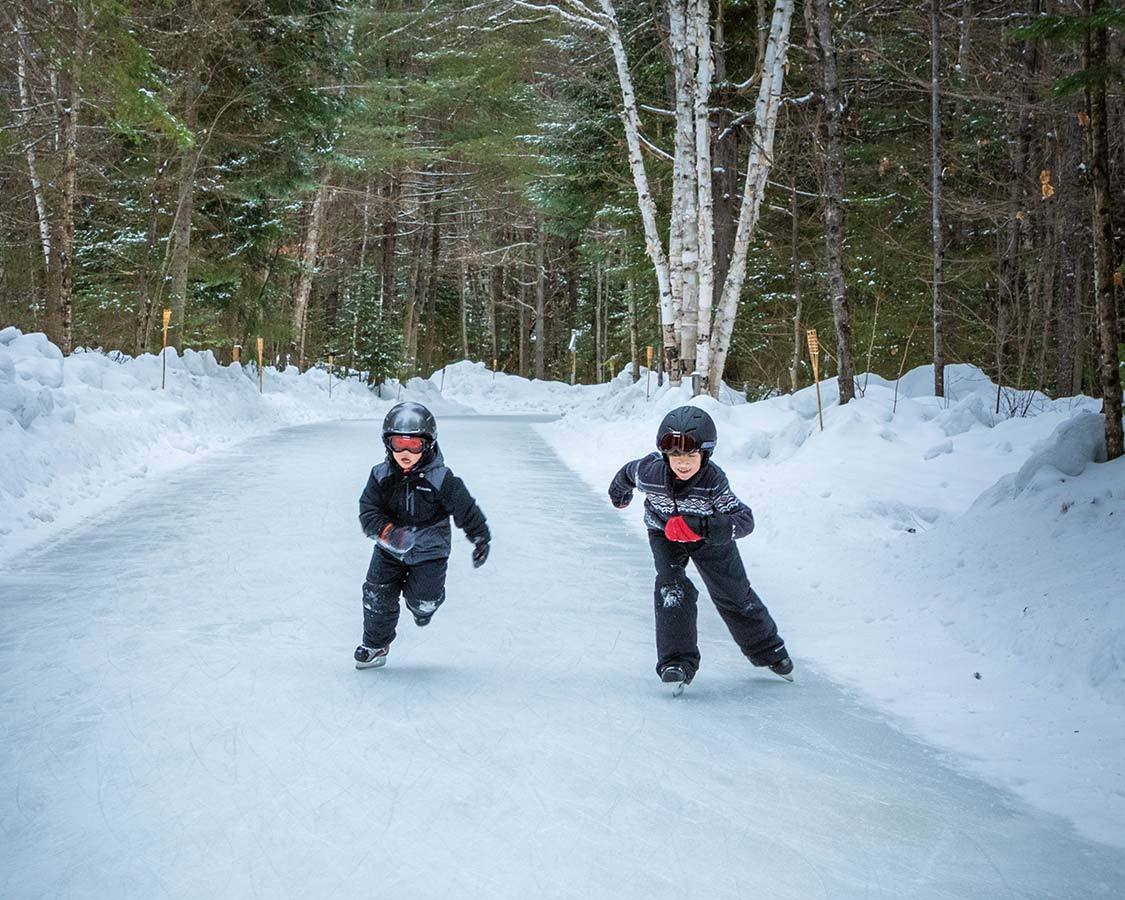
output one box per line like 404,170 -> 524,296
707,0 -> 794,391
672,0 -> 700,372
692,0 -> 716,390
15,16 -> 51,272
597,0 -> 678,375
291,177 -> 330,368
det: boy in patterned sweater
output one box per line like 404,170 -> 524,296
608,405 -> 793,690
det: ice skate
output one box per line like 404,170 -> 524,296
660,663 -> 691,697
769,654 -> 794,683
354,644 -> 389,670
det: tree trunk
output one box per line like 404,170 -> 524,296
711,5 -> 740,325
931,0 -> 946,397
14,15 -> 51,277
789,175 -> 803,393
291,176 -> 331,369
812,0 -> 856,403
381,175 -> 399,312
627,275 -> 640,382
135,159 -> 170,354
996,0 -> 1040,401
956,0 -> 973,75
535,222 -> 546,380
490,264 -> 502,364
707,0 -> 796,392
460,259 -> 471,361
597,0 -> 679,380
167,65 -> 201,353
691,0 -> 716,393
595,259 -> 604,383
1054,203 -> 1082,397
44,5 -> 82,354
519,272 -> 529,379
1085,0 -> 1124,460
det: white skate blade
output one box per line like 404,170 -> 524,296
355,656 -> 387,670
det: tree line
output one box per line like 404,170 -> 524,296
1,0 -> 1122,454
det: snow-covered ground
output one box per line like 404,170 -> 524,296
0,327 -> 467,564
3,330 -> 1124,891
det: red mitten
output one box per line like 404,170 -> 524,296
664,515 -> 703,542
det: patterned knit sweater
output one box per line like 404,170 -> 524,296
608,452 -> 755,538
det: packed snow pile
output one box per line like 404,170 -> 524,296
0,328 -> 430,562
428,359 -> 749,416
536,363 -> 1125,847
428,360 -> 614,414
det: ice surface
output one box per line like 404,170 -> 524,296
2,417 -> 1122,899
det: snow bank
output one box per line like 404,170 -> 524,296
535,361 -> 1125,848
1,329 -> 417,563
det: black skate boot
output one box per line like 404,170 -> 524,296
769,654 -> 795,683
413,614 -> 432,628
659,663 -> 693,697
354,644 -> 389,670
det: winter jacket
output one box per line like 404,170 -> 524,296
608,452 -> 755,540
358,445 -> 489,564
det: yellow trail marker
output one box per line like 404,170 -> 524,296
806,328 -> 824,432
161,309 -> 171,390
257,337 -> 264,395
328,353 -> 334,398
646,346 -> 654,400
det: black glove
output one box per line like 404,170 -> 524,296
471,538 -> 490,568
609,487 -> 633,509
702,512 -> 733,545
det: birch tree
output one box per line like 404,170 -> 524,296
501,0 -> 795,395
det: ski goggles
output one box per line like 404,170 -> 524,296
386,434 -> 428,453
657,432 -> 712,455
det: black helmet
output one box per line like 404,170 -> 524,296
656,406 -> 717,455
383,401 -> 437,442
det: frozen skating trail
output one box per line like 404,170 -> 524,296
2,417 -> 1122,900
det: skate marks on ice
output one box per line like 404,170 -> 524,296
0,417 -> 1121,899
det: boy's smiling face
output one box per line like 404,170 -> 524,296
666,450 -> 702,480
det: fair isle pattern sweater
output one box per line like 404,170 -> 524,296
609,452 -> 756,538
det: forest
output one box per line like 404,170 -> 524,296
1,0 -> 1122,451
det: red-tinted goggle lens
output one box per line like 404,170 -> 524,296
388,435 -> 426,453
658,432 -> 700,454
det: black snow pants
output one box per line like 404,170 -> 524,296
361,547 -> 448,648
648,531 -> 786,678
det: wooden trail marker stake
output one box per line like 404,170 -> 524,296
646,346 -> 653,400
161,310 -> 171,389
328,353 -> 334,398
257,337 -> 264,394
807,328 -> 824,431
233,344 -> 241,364
492,358 -> 498,383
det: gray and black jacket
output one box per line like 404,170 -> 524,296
358,446 -> 489,564
608,452 -> 755,539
